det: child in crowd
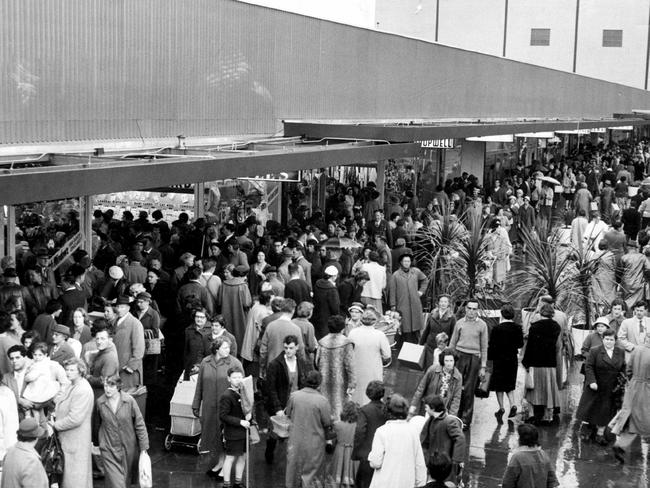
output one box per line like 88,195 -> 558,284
331,401 -> 360,486
219,367 -> 251,488
425,452 -> 456,488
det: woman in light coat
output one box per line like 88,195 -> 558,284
96,374 -> 149,488
52,358 -> 94,488
347,311 -> 391,405
368,394 -> 427,488
191,336 -> 243,475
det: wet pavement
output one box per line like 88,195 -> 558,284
95,355 -> 650,488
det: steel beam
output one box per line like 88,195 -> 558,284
283,118 -> 650,142
0,143 -> 421,206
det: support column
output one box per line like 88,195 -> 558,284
80,195 -> 93,253
376,160 -> 386,208
194,182 -> 205,220
6,206 -> 15,261
459,140 -> 486,183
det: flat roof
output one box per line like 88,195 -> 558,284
283,117 -> 650,141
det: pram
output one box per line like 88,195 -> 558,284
164,375 -> 203,453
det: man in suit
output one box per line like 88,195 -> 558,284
352,380 -> 388,488
112,295 -> 145,389
260,299 -> 305,378
1,418 -> 48,487
618,300 -> 650,360
1,345 -> 30,419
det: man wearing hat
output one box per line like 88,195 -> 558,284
348,310 -> 391,405
112,295 -> 145,389
59,264 -> 88,327
312,266 -> 341,339
389,253 -> 428,343
1,418 -> 48,487
49,324 -> 75,366
100,265 -> 128,303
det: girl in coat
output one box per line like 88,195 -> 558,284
52,358 -> 94,488
96,374 -> 149,488
330,401 -> 360,486
576,329 -> 625,445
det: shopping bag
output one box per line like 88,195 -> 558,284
397,342 -> 426,370
144,329 -> 161,355
139,451 -> 153,488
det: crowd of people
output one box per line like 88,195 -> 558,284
0,137 -> 649,486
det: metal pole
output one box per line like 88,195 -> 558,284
81,195 -> 93,253
6,206 -> 15,261
194,182 -> 206,220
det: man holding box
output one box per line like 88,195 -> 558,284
449,300 -> 488,430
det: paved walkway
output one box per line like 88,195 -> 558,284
96,356 -> 650,488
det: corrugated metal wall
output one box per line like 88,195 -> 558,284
1,0 -> 650,144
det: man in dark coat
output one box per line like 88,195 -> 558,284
284,263 -> 311,305
352,380 -> 387,488
338,271 -> 369,315
264,334 -> 311,463
177,265 -> 214,316
312,266 -> 340,339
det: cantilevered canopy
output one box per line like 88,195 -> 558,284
283,117 -> 650,142
0,139 -> 419,205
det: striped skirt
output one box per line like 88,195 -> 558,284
525,367 -> 562,408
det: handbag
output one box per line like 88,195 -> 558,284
525,368 -> 535,390
475,370 -> 491,399
144,329 -> 161,355
139,451 -> 153,488
248,422 -> 261,445
43,431 -> 65,477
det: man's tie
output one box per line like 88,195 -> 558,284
640,319 -> 645,335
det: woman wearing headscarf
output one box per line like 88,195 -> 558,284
191,336 -> 243,479
576,328 -> 625,445
96,374 -> 149,488
522,303 -> 562,424
419,295 -> 456,369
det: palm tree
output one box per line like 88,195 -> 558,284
507,226 -> 603,329
414,210 -> 498,309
